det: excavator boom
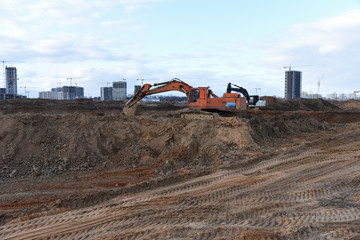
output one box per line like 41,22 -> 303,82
125,78 -> 193,108
227,83 -> 250,102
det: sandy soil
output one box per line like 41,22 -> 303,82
0,98 -> 360,239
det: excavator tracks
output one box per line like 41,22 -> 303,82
2,135 -> 360,239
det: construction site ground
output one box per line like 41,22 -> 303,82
1,98 -> 360,239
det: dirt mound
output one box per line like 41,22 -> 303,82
247,112 -> 331,144
2,100 -> 357,180
1,109 -> 345,179
0,113 -> 262,179
336,100 -> 360,111
262,97 -> 341,111
0,99 -> 125,115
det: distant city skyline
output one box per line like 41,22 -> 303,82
1,0 -> 360,98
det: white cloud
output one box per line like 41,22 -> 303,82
1,24 -> 29,40
0,0 -> 170,97
309,8 -> 360,32
2,1 -> 359,98
100,19 -> 147,30
318,44 -> 342,55
0,0 -> 157,62
258,8 -> 360,95
264,8 -> 360,60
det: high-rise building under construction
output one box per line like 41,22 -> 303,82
100,87 -> 113,101
134,85 -> 141,95
285,70 -> 302,99
62,86 -> 84,100
39,86 -> 84,100
6,67 -> 17,97
112,81 -> 127,100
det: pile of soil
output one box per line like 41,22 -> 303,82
1,109 -> 346,180
262,97 -> 341,111
336,100 -> 360,111
247,112 -> 331,144
0,99 -> 126,115
2,99 -> 359,180
0,113 -> 257,179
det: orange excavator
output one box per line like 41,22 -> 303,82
123,78 -> 261,117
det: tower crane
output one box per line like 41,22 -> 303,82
101,82 -> 111,87
66,77 -> 82,86
137,78 -> 145,86
317,74 -> 325,97
284,66 -> 293,71
2,60 -> 10,88
284,65 -> 310,71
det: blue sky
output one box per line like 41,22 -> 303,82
1,0 -> 360,98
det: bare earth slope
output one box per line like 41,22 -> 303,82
0,113 -> 260,179
1,99 -> 360,239
1,122 -> 360,239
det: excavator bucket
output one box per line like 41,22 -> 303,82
123,105 -> 137,116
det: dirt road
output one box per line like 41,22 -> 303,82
1,121 -> 360,239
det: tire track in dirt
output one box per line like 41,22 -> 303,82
2,139 -> 360,239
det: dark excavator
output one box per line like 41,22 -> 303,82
226,83 -> 261,108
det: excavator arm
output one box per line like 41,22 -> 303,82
226,83 -> 250,102
125,78 -> 193,108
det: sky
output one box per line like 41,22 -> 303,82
1,0 -> 360,98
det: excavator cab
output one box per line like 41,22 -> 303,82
248,95 -> 259,106
188,89 -> 200,103
187,87 -> 209,108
